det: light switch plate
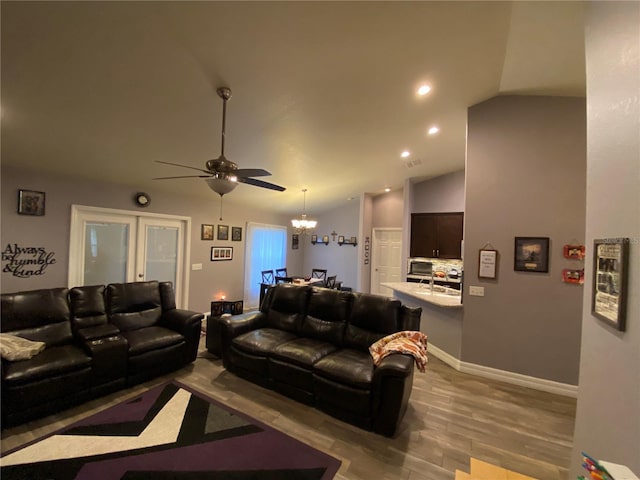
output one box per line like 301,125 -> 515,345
192,263 -> 203,271
469,286 -> 485,297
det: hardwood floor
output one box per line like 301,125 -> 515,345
1,338 -> 576,480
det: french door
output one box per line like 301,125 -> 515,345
69,206 -> 190,308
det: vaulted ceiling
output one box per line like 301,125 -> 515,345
0,1 -> 585,214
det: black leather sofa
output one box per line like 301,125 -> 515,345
219,283 -> 422,437
1,281 -> 203,427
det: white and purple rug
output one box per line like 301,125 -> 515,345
1,381 -> 341,480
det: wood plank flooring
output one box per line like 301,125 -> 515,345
1,337 -> 576,480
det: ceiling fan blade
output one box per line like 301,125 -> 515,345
234,168 -> 272,177
237,177 -> 286,192
156,160 -> 211,174
153,175 -> 211,180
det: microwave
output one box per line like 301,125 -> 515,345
407,258 -> 433,277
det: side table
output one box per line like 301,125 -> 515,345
206,300 -> 243,357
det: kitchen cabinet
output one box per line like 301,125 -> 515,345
410,212 -> 464,259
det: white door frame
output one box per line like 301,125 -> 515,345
370,227 -> 403,296
68,205 -> 192,308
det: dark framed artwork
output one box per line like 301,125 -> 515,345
201,224 -> 214,241
217,225 -> 229,241
592,238 -> 629,331
292,234 -> 299,250
231,226 -> 242,242
514,237 -> 550,273
18,189 -> 46,216
211,246 -> 233,261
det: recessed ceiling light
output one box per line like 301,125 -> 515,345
417,84 -> 431,96
384,188 -> 391,193
428,126 -> 440,135
401,150 -> 410,158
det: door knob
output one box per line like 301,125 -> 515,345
138,273 -> 144,278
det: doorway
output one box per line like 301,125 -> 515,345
68,205 -> 191,308
370,228 -> 403,297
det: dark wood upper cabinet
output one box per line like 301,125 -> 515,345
410,212 -> 464,259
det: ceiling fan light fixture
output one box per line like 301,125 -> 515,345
206,177 -> 238,196
291,189 -> 317,234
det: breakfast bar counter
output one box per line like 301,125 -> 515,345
381,282 -> 463,364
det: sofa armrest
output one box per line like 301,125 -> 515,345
373,353 -> 414,380
159,309 -> 204,334
76,324 -> 121,342
219,311 -> 267,339
372,353 -> 415,437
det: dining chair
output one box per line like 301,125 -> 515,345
261,270 -> 275,284
275,276 -> 293,284
325,275 -> 337,289
275,267 -> 288,277
311,269 -> 327,283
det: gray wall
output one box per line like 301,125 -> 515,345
571,2 -> 640,475
302,200 -> 360,290
412,169 -> 465,213
1,165 -> 301,313
463,95 -> 586,385
372,189 -> 404,228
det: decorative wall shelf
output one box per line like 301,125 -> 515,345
338,236 -> 358,246
311,235 -> 329,245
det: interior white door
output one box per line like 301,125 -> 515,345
69,206 -> 190,307
370,228 -> 403,297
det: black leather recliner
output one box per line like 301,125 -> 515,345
219,283 -> 421,437
1,281 -> 203,427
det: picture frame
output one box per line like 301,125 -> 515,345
478,249 -> 498,279
217,225 -> 229,241
564,244 -> 585,260
201,224 -> 214,241
592,238 -> 629,331
338,235 -> 345,243
291,234 -> 299,250
562,268 -> 584,285
322,235 -> 329,244
231,226 -> 242,242
514,237 -> 550,273
211,246 -> 233,261
18,189 -> 46,216
311,234 -> 318,244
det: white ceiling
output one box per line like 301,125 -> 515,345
0,1 -> 585,215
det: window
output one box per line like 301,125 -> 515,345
244,222 -> 287,309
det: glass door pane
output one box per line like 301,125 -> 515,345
83,222 -> 133,285
144,225 -> 179,285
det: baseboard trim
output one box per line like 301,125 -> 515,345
427,344 -> 578,398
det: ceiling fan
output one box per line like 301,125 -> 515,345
153,87 -> 286,199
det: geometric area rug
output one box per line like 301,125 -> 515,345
0,381 -> 342,480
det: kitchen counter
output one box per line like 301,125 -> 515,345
381,282 -> 462,308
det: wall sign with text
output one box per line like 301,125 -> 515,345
2,243 -> 57,278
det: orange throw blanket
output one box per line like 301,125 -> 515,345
369,331 -> 428,373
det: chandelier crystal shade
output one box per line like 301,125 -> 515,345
291,189 -> 317,233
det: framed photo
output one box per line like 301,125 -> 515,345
592,238 -> 629,331
562,268 -> 584,285
211,246 -> 233,261
478,249 -> 498,279
217,225 -> 229,241
292,234 -> 299,250
18,189 -> 45,216
311,235 -> 318,244
338,236 -> 345,243
514,237 -> 550,273
201,224 -> 214,240
322,235 -> 329,244
231,226 -> 242,242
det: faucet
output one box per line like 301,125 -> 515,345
430,271 -> 435,292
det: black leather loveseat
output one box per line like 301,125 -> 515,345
219,283 -> 422,437
1,281 -> 203,427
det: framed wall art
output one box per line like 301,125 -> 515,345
564,244 -> 585,260
292,234 -> 299,250
18,189 -> 46,216
231,226 -> 242,242
201,224 -> 214,241
514,237 -> 550,273
211,246 -> 233,261
217,225 -> 229,241
592,238 -> 629,331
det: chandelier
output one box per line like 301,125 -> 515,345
291,189 -> 317,233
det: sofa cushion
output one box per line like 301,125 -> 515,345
3,345 -> 91,385
271,337 -> 338,369
232,328 -> 297,356
106,281 -> 162,332
70,284 -> 108,331
1,288 -> 73,346
300,288 -> 351,344
265,284 -> 310,333
344,294 -> 400,351
120,326 -> 184,356
313,349 -> 374,389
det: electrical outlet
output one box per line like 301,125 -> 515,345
469,286 -> 485,297
192,263 -> 203,271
